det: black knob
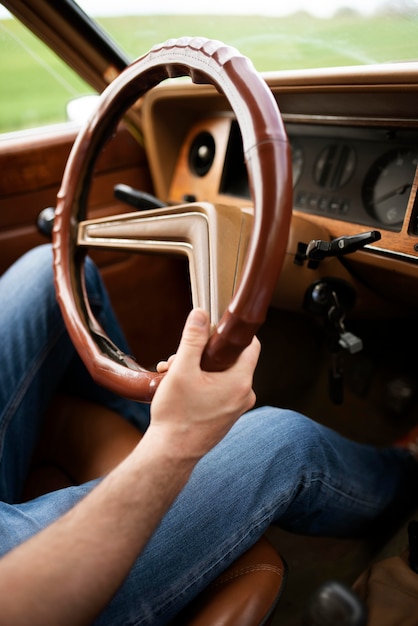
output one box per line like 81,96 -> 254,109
37,207 -> 56,239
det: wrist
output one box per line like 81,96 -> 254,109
132,424 -> 200,478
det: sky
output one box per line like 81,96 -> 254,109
76,0 -> 388,17
0,0 -> 398,19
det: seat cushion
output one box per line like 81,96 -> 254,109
172,536 -> 287,626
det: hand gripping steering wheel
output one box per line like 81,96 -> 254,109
52,37 -> 292,402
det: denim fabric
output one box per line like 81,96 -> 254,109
0,244 -> 149,503
0,244 -> 416,625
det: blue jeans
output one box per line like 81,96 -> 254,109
0,244 -> 416,625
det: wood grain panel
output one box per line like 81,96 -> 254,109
0,124 -> 152,271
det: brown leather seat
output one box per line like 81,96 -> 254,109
172,535 -> 286,626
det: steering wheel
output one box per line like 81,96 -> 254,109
52,37 -> 292,402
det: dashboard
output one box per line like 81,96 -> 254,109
142,64 -> 418,278
189,120 -> 418,233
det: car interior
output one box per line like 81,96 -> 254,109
1,0 -> 418,624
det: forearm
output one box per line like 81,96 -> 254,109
0,308 -> 259,625
0,430 -> 195,626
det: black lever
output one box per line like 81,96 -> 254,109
114,184 -> 166,210
306,230 -> 381,263
302,580 -> 367,626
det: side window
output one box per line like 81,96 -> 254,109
0,7 -> 94,133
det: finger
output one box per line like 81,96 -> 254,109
156,354 -> 176,374
172,308 -> 210,370
227,335 -> 261,378
244,336 -> 261,370
156,354 -> 176,373
167,354 -> 176,367
156,361 -> 169,373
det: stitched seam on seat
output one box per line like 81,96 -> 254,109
208,564 -> 285,589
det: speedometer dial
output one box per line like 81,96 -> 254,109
362,148 -> 418,228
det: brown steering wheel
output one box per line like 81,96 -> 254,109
52,37 -> 292,403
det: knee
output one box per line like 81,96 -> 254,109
243,406 -> 326,463
251,407 -> 329,480
250,406 -> 320,440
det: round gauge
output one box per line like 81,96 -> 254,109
290,138 -> 304,187
362,148 -> 418,227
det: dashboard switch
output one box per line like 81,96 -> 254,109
306,230 -> 381,262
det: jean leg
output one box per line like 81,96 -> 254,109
0,405 -> 413,624
0,245 -> 78,501
0,480 -> 99,551
0,245 -> 148,502
94,407 -> 417,625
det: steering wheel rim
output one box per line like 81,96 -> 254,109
52,37 -> 292,402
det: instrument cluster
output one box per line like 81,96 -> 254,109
288,124 -> 418,232
170,116 -> 418,255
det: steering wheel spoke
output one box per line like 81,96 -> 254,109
78,202 -> 251,325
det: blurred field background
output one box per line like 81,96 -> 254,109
0,10 -> 417,132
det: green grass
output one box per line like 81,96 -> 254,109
99,13 -> 418,70
0,12 -> 417,133
0,18 -> 91,131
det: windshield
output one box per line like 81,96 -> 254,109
0,0 -> 417,134
76,0 -> 418,71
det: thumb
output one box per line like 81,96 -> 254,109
174,308 -> 210,369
